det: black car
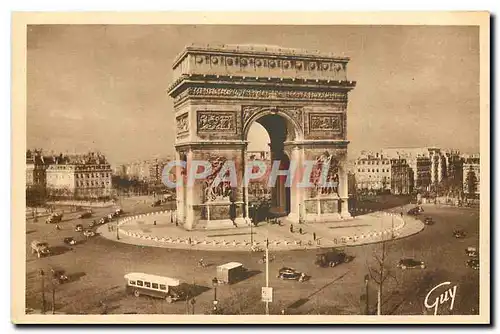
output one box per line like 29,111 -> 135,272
75,224 -> 83,232
277,267 -> 308,282
151,200 -> 162,207
407,207 -> 420,216
51,268 -> 69,284
465,246 -> 478,257
63,237 -> 76,245
466,259 -> 479,270
424,217 -> 434,225
397,258 -> 426,270
78,211 -> 92,219
453,229 -> 466,238
315,250 -> 354,268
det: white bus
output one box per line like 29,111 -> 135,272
124,272 -> 186,303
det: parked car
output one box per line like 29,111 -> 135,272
63,237 -> 77,245
315,250 -> 354,268
89,221 -> 97,228
31,240 -> 50,258
465,246 -> 478,257
466,259 -> 479,270
83,230 -> 96,238
277,267 -> 308,282
75,224 -> 83,232
45,213 -> 63,224
151,200 -> 162,207
115,208 -> 124,216
453,229 -> 466,238
424,217 -> 434,225
107,213 -> 114,220
407,207 -> 421,216
397,258 -> 426,270
99,217 -> 109,224
51,268 -> 69,284
78,211 -> 92,219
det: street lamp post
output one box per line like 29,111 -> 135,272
249,204 -> 254,245
212,277 -> 218,314
364,274 -> 370,315
39,269 -> 46,314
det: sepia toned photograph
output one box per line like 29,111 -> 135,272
11,12 -> 490,324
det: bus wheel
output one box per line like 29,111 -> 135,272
166,296 -> 173,304
134,290 -> 140,297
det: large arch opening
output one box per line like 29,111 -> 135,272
245,113 -> 297,221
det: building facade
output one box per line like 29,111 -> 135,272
390,158 -> 413,195
46,153 -> 112,200
354,152 -> 392,191
463,155 -> 480,196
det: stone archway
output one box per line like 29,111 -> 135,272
168,44 -> 356,230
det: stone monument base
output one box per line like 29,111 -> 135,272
190,200 -> 247,230
303,196 -> 346,223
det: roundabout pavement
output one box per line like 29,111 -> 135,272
98,209 -> 424,251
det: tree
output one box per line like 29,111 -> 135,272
465,167 -> 478,199
366,217 -> 399,315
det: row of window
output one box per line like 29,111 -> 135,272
129,280 -> 167,291
76,181 -> 110,187
76,173 -> 111,179
358,169 -> 390,173
357,160 -> 390,165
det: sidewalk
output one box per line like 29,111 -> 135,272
98,210 -> 424,251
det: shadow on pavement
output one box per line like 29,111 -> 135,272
49,245 -> 73,256
183,283 -> 210,298
67,271 -> 86,283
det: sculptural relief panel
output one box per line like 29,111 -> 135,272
305,112 -> 344,140
176,113 -> 189,138
196,110 -> 239,140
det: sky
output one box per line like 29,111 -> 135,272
27,25 -> 480,165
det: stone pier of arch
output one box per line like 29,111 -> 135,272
167,44 -> 356,231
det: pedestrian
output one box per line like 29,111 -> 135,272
154,220 -> 157,226
290,224 -> 294,233
189,237 -> 192,245
299,228 -> 303,235
313,232 -> 316,241
176,221 -> 179,227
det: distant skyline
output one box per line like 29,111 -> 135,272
27,25 -> 480,165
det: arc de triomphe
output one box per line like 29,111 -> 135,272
167,44 -> 356,230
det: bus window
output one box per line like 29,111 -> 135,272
137,280 -> 143,286
129,280 -> 136,285
159,284 -> 166,290
145,282 -> 151,288
152,283 -> 159,289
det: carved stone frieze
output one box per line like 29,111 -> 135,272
181,87 -> 347,103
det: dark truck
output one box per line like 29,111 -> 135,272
315,250 -> 354,268
216,262 -> 247,284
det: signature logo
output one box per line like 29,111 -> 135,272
424,281 -> 457,315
